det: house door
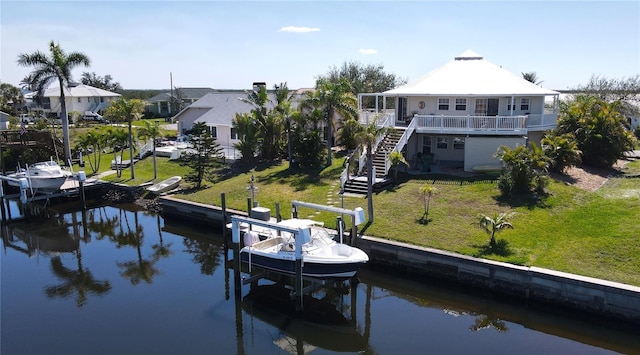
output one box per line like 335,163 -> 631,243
398,97 -> 407,124
487,98 -> 499,116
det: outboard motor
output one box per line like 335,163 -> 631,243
243,231 -> 259,247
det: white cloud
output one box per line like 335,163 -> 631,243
359,48 -> 378,55
279,26 -> 320,33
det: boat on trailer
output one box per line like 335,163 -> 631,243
238,218 -> 369,279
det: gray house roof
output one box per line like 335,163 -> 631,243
196,92 -> 277,125
147,87 -> 216,102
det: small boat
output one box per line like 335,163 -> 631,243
146,176 -> 182,194
5,160 -> 71,191
238,218 -> 369,279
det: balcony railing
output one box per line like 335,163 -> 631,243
357,112 -> 558,137
411,115 -> 527,134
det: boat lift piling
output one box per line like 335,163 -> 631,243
231,215 -> 315,311
290,201 -> 366,246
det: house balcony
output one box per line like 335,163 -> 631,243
358,111 -> 557,135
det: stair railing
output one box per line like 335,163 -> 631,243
382,119 -> 417,176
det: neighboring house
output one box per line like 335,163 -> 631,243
358,50 -> 560,173
0,111 -> 9,130
175,87 -> 275,152
146,87 -> 216,118
24,83 -> 121,118
175,83 -> 309,159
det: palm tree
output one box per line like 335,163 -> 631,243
302,78 -> 358,166
105,127 -> 129,178
75,130 -> 104,174
388,150 -> 408,182
138,120 -> 163,180
478,212 -> 516,249
239,85 -> 284,160
17,41 -> 91,163
521,72 -> 543,85
104,97 -> 146,179
273,82 -> 294,163
420,184 -> 437,224
355,121 -> 387,222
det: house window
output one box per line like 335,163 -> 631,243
422,136 -> 432,154
455,98 -> 466,111
230,128 -> 238,140
453,137 -> 465,149
210,126 -> 217,138
438,98 -> 449,111
77,98 -> 81,103
507,101 -> 517,111
475,99 -> 487,115
520,98 -> 530,111
436,136 -> 448,149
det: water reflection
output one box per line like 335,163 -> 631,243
241,283 -> 369,354
1,203 -> 638,355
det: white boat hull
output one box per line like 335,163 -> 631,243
5,160 -> 71,191
146,176 -> 182,194
239,222 -> 369,279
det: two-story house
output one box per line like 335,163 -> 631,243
24,83 -> 121,119
358,50 -> 560,173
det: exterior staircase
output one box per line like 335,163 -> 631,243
342,127 -> 406,195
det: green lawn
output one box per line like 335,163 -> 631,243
96,151 -> 640,286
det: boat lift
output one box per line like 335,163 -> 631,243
0,171 -> 88,223
291,200 -> 366,246
230,202 -> 366,311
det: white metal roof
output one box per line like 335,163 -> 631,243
24,84 -> 121,98
385,50 -> 559,96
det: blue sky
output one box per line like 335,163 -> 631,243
2,1 -> 638,91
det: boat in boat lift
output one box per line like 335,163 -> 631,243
238,218 -> 369,279
5,160 -> 72,191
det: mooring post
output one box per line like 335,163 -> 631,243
221,193 -> 227,244
336,216 -> 344,244
231,218 -> 241,293
294,227 -> 306,312
0,181 -> 6,223
246,197 -> 252,230
78,171 -> 86,209
275,202 -> 281,222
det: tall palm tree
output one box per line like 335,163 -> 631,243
355,121 -> 387,222
478,212 -> 516,249
138,120 -> 163,180
302,78 -> 358,166
104,97 -> 146,179
17,41 -> 91,163
273,82 -> 294,163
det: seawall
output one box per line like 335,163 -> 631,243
158,196 -> 640,325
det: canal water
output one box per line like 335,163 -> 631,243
1,203 -> 639,354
